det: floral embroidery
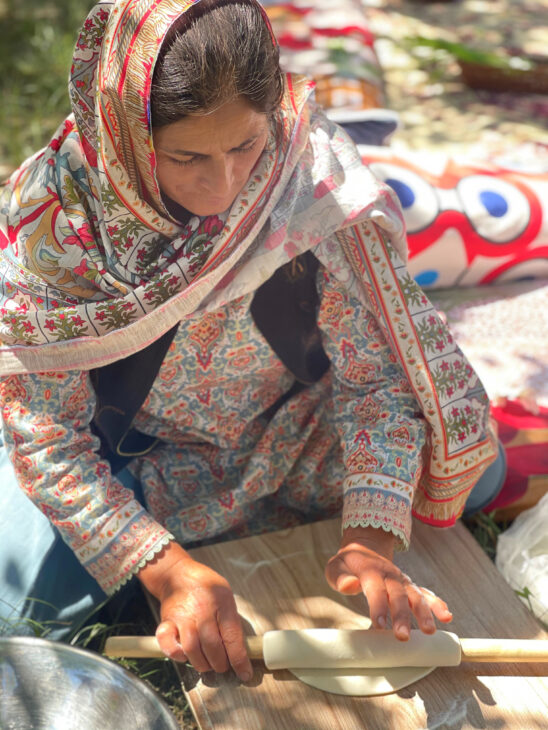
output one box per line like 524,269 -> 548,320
182,215 -> 224,276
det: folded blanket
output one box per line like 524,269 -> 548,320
263,1 -> 385,111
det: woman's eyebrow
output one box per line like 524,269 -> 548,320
163,134 -> 262,156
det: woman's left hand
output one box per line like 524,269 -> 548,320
325,525 -> 453,641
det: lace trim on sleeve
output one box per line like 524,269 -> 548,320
74,500 -> 176,595
342,475 -> 413,551
106,533 -> 176,595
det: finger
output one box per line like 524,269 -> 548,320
360,573 -> 390,630
219,618 -> 253,682
385,577 -> 411,640
405,583 -> 436,634
331,565 -> 362,595
156,619 -> 188,663
420,587 -> 453,623
177,616 -> 212,674
325,557 -> 361,594
197,619 -> 232,674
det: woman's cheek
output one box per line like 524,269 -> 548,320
169,168 -> 193,196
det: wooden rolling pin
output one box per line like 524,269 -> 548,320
104,629 -> 548,669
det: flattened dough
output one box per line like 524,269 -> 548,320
289,666 -> 435,696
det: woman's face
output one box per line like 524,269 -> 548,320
153,97 -> 270,218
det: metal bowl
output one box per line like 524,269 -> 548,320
0,636 -> 180,730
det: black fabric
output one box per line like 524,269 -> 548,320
250,250 -> 330,385
90,324 -> 179,473
90,251 -> 330,473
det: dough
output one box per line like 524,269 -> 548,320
288,665 -> 435,696
263,627 -> 461,669
262,625 -> 461,696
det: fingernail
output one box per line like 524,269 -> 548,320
377,615 -> 386,629
240,671 -> 252,683
397,625 -> 410,639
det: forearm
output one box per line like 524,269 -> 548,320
137,540 -> 195,600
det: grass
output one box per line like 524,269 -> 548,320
0,587 -> 198,728
70,587 -> 199,730
0,0 -> 93,173
463,510 -> 509,561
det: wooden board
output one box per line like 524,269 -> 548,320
178,519 -> 548,729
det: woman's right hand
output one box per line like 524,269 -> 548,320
137,541 -> 253,682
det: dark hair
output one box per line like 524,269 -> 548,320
150,0 -> 284,127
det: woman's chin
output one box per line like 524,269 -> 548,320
162,194 -> 231,222
186,201 -> 232,217
188,207 -> 229,218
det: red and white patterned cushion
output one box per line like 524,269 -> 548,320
360,145 -> 548,289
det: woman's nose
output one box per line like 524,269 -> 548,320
200,156 -> 234,196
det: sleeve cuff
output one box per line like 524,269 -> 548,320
74,498 -> 175,595
342,474 -> 414,551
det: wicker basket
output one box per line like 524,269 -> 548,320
458,58 -> 548,95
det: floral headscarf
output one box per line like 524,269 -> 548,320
0,0 -> 404,374
0,0 -> 497,524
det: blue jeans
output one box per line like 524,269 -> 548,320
0,438 -> 505,640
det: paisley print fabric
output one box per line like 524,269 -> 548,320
1,265 -> 426,592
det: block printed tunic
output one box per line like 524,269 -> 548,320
0,262 -> 424,594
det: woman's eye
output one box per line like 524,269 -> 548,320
170,157 -> 197,167
234,144 -> 254,154
167,140 -> 256,167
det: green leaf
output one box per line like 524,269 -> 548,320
403,36 -> 531,71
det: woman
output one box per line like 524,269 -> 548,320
0,0 -> 498,683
